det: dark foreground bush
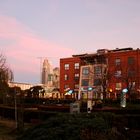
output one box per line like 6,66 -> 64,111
18,113 -> 126,140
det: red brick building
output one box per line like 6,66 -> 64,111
60,48 -> 140,99
107,48 -> 140,99
60,56 -> 83,98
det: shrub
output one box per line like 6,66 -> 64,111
18,113 -> 114,140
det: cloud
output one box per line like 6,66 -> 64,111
0,15 -> 75,83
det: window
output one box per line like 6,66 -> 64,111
64,64 -> 69,70
115,58 -> 121,66
94,66 -> 101,74
48,74 -> 53,81
115,70 -> 121,78
74,73 -> 79,80
81,79 -> 89,86
129,82 -> 135,89
82,67 -> 89,75
74,84 -> 79,89
64,84 -> 69,89
116,83 -> 122,90
94,79 -> 101,86
128,70 -> 135,77
64,74 -> 69,80
128,57 -> 135,65
75,63 -> 79,69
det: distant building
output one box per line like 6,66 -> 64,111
53,67 -> 60,88
42,59 -> 53,85
41,59 -> 60,98
8,82 -> 33,90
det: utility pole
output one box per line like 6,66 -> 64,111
14,91 -> 17,129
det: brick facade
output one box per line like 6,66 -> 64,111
60,57 -> 82,98
107,48 -> 140,98
60,48 -> 140,99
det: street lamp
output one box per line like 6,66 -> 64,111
14,92 -> 17,129
14,88 -> 20,129
120,88 -> 128,108
87,87 -> 94,113
65,89 -> 74,95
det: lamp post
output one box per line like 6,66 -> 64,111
14,92 -> 17,129
14,86 -> 24,131
13,87 -> 20,129
120,88 -> 128,108
87,87 -> 93,113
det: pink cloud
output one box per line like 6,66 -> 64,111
0,15 -> 76,83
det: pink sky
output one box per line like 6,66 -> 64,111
0,0 -> 140,83
0,15 -> 76,83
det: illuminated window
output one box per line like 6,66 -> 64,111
74,63 -> 79,69
64,64 -> 69,70
115,70 -> 121,78
74,73 -> 79,80
129,81 -> 135,89
116,83 -> 122,90
64,74 -> 69,80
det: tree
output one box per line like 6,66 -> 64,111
121,67 -> 137,99
109,62 -> 137,100
82,55 -> 111,100
28,86 -> 45,98
101,66 -> 109,99
88,64 -> 110,100
0,53 -> 13,103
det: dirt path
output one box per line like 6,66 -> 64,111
0,118 -> 16,128
0,118 -> 17,140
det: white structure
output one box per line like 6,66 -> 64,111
41,59 -> 60,98
78,64 -> 107,100
41,58 -> 60,88
8,82 -> 33,90
53,67 -> 60,88
42,59 -> 53,86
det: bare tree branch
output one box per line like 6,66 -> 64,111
0,53 -> 14,96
